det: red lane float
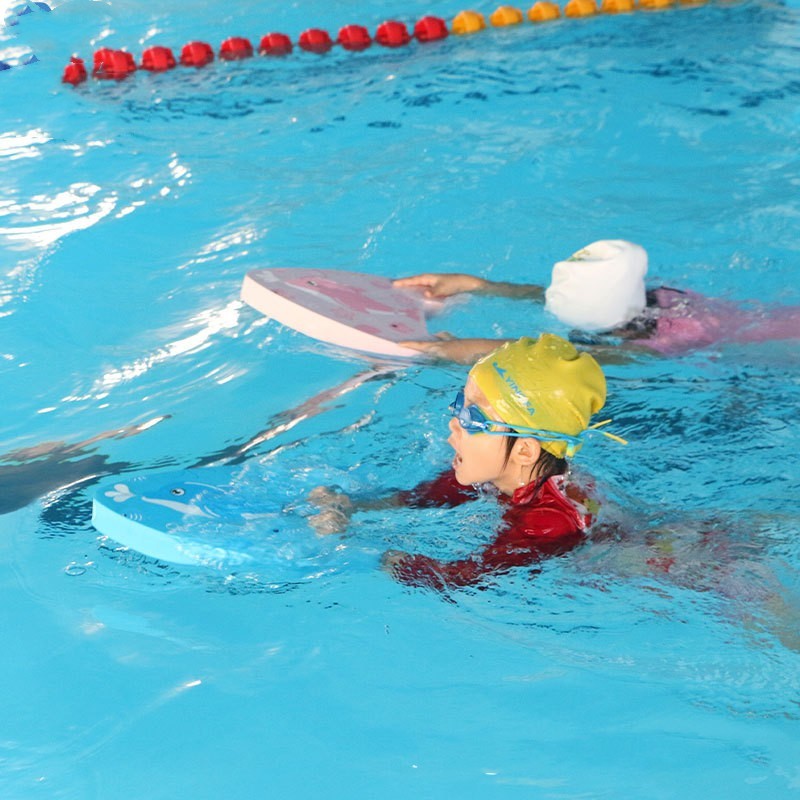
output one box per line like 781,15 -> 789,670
259,32 -> 293,55
92,47 -> 114,72
337,24 -> 371,51
375,20 -> 411,47
62,55 -> 87,84
219,36 -> 253,60
93,48 -> 136,79
414,15 -> 449,41
180,41 -> 214,66
68,2 -> 646,87
298,28 -> 333,54
141,46 -> 176,71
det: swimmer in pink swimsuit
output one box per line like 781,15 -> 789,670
622,286 -> 800,355
391,240 -> 800,364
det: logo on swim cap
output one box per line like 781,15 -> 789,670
492,362 -> 536,419
469,334 -> 610,458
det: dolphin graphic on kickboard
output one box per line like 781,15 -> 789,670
91,467 -> 259,565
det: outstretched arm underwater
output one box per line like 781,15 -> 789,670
392,271 -> 536,365
393,273 -> 543,300
397,334 -> 657,366
392,270 -> 657,366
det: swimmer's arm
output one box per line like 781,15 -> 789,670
400,337 -> 662,367
308,484 -> 469,534
307,486 -> 406,535
381,527 -> 581,590
393,273 -> 543,301
381,550 -> 484,589
479,280 -> 544,300
400,336 -> 511,365
308,471 -> 476,534
580,342 -> 662,366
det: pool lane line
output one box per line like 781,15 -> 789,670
61,0 -> 707,86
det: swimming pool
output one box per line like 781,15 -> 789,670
2,0 -> 800,796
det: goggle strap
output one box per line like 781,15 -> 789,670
586,418 -> 628,446
451,393 -> 628,448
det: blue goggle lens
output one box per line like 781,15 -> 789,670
449,391 -> 496,434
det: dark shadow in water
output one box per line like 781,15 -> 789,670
0,421 -> 167,516
1,367 -> 399,518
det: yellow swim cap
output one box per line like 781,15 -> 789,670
469,334 -> 609,458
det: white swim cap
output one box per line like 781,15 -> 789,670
544,240 -> 648,331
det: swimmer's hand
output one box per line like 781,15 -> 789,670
381,549 -> 410,576
307,486 -> 354,535
393,273 -> 487,299
399,334 -> 512,365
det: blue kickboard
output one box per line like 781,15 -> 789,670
92,467 -> 258,565
91,460 -> 372,574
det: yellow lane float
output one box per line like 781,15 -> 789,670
565,0 -> 598,16
490,5 -> 525,25
528,1 -> 562,21
452,10 -> 487,33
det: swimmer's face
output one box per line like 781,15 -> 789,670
447,378 -> 541,496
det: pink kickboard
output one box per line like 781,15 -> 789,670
241,268 -> 434,358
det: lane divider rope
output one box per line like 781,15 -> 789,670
61,1 -> 708,86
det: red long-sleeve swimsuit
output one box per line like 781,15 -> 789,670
390,471 -> 593,589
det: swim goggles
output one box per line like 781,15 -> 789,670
448,390 -> 627,454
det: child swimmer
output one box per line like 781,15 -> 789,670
393,240 -> 800,364
309,334 -> 626,589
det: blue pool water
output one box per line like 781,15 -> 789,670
2,0 -> 800,797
